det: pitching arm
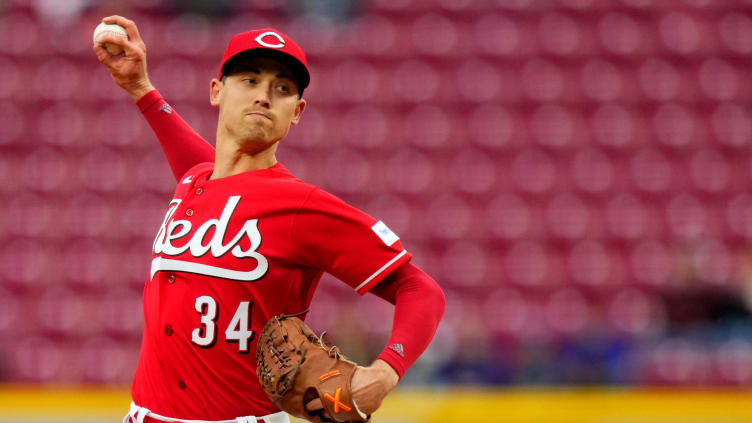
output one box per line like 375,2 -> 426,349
136,90 -> 216,181
94,15 -> 215,182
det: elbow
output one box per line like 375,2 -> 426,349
427,276 -> 446,321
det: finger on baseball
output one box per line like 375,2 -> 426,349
102,15 -> 145,45
96,33 -> 142,57
92,43 -> 113,64
95,32 -> 127,49
93,43 -> 125,70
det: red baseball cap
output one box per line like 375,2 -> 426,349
218,28 -> 310,93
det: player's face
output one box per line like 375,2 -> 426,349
210,57 -> 306,154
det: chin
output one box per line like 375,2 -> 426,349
239,134 -> 274,152
241,127 -> 269,142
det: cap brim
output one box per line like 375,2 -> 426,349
220,49 -> 310,93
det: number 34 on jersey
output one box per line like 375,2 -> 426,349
191,295 -> 255,353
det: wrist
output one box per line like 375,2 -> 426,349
372,359 -> 399,390
129,82 -> 156,102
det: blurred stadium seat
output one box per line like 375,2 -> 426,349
571,147 -> 615,194
690,148 -> 731,193
715,338 -> 752,385
698,57 -> 742,102
411,13 -> 459,57
487,193 -> 532,241
504,240 -> 556,287
591,103 -> 638,149
711,102 -> 752,148
629,240 -> 674,286
511,148 -> 557,194
605,193 -> 649,240
468,103 -> 519,149
719,11 -> 752,55
403,105 -> 453,149
474,14 -> 523,56
726,193 -> 752,238
545,288 -> 591,335
482,287 -> 529,335
544,192 -> 592,240
607,287 -> 666,336
598,12 -> 646,56
568,240 -> 617,286
581,58 -> 624,102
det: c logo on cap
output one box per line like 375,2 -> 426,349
254,31 -> 285,49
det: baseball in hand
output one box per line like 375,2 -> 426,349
93,22 -> 128,55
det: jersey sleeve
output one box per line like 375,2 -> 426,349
291,188 -> 412,295
137,89 -> 216,182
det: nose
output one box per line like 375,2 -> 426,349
253,82 -> 272,108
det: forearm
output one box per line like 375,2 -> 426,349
137,89 -> 216,181
370,262 -> 446,379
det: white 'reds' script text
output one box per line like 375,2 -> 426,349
150,196 -> 268,281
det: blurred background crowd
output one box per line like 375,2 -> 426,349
1,0 -> 752,391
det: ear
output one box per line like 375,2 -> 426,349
290,98 -> 307,126
209,78 -> 223,107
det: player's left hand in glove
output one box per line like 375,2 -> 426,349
256,312 -> 398,423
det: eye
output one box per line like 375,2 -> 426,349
243,78 -> 257,85
276,83 -> 291,93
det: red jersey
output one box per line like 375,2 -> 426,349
132,162 -> 411,420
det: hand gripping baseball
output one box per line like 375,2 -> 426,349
92,15 -> 155,101
257,313 -> 397,423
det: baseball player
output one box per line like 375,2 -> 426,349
93,15 -> 446,423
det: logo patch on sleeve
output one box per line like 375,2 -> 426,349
389,343 -> 405,357
371,220 -> 399,246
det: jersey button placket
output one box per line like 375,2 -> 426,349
185,209 -> 194,217
178,380 -> 187,390
164,324 -> 173,336
195,187 -> 204,195
167,274 -> 176,284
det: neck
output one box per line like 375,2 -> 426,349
211,137 -> 279,180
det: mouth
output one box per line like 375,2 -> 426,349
246,112 -> 272,121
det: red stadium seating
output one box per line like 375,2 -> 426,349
467,103 -> 520,149
714,338 -> 752,385
487,193 -> 532,241
591,104 -> 639,150
439,241 -> 489,287
571,147 -> 616,194
711,102 -> 752,148
511,148 -> 558,194
629,240 -> 674,286
568,240 -> 618,286
605,194 -> 650,240
726,193 -> 752,239
483,287 -> 530,336
3,0 -> 752,386
719,11 -> 752,55
0,286 -> 21,336
606,288 -> 666,336
545,288 -> 592,335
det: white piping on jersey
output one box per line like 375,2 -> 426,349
150,257 -> 266,282
355,249 -> 408,292
125,402 -> 290,423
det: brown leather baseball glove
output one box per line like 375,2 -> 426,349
256,312 -> 370,423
